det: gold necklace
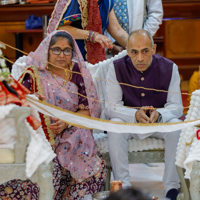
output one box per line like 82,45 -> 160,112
49,63 -> 73,88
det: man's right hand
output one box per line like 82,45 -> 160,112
135,106 -> 151,123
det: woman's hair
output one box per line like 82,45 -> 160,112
105,188 -> 152,200
49,31 -> 75,50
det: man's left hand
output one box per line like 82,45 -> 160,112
149,110 -> 160,123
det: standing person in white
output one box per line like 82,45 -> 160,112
106,0 -> 163,54
105,29 -> 183,200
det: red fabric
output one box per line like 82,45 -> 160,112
0,78 -> 30,107
196,129 -> 200,140
26,115 -> 41,130
85,0 -> 106,64
181,90 -> 189,114
0,82 -> 21,106
0,77 -> 41,130
39,113 -> 50,141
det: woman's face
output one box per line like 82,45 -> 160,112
48,37 -> 73,69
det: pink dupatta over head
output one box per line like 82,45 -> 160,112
26,30 -> 101,118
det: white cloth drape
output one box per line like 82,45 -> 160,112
0,104 -> 17,150
27,95 -> 200,134
0,103 -> 56,177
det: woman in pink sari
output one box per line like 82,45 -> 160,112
20,30 -> 106,199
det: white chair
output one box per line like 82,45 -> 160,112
176,89 -> 200,200
0,107 -> 54,200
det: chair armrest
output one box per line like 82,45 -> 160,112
176,165 -> 190,199
5,107 -> 31,163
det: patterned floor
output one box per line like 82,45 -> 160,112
129,163 -> 167,199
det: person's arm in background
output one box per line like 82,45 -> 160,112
143,0 -> 163,36
107,9 -> 129,48
58,23 -> 113,49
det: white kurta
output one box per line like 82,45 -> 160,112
141,0 -> 163,35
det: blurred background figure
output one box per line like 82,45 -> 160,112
105,188 -> 152,200
187,67 -> 200,106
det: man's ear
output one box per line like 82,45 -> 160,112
152,44 -> 157,55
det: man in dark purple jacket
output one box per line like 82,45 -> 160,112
105,29 -> 183,200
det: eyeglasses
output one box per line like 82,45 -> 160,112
50,47 -> 73,56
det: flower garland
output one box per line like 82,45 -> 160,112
0,43 -> 12,84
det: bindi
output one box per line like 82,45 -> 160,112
138,46 -> 140,48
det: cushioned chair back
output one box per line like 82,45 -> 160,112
86,50 -> 127,119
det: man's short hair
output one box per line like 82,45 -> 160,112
127,29 -> 154,48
